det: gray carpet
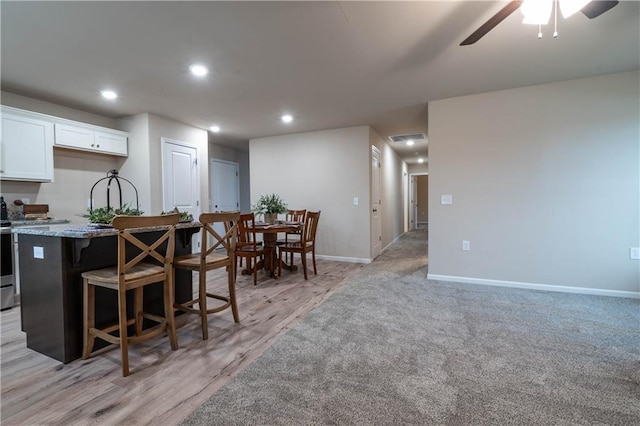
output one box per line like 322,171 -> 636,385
181,229 -> 640,425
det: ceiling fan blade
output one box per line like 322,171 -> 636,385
581,0 -> 619,19
460,1 -> 522,46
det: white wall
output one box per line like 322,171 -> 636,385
147,114 -> 208,216
408,163 -> 428,174
119,113 -> 208,216
428,71 -> 640,296
118,113 -> 151,214
250,125 -> 407,261
250,126 -> 371,260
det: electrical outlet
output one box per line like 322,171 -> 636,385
33,246 -> 44,259
441,194 -> 453,205
21,198 -> 30,204
630,247 -> 640,260
462,240 -> 470,251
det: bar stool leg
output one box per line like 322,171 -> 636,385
82,280 -> 95,359
164,274 -> 178,350
199,268 -> 209,340
134,287 -> 144,336
118,288 -> 130,377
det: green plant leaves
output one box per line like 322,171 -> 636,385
251,193 -> 288,214
85,203 -> 143,224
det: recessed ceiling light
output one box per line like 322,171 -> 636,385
100,90 -> 118,100
210,125 -> 221,133
406,140 -> 415,146
418,158 -> 424,164
281,114 -> 293,123
189,64 -> 209,77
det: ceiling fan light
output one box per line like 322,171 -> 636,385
559,0 -> 591,18
521,0 -> 553,24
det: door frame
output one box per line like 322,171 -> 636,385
371,145 -> 381,260
409,172 -> 428,230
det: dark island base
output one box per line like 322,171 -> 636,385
19,229 -> 197,363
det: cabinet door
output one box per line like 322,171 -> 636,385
0,113 -> 54,182
54,123 -> 94,151
94,131 -> 128,156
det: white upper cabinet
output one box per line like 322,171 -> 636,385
94,131 -> 128,156
1,108 -> 55,182
0,106 -> 128,171
54,123 -> 128,156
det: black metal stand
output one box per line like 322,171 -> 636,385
89,169 -> 139,212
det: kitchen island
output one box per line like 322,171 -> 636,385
13,222 -> 200,363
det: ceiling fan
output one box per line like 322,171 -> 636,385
460,0 -> 619,46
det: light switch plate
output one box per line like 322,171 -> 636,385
353,197 -> 359,206
33,246 -> 44,259
630,247 -> 640,260
441,194 -> 453,205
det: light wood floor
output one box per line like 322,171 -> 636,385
0,258 -> 363,425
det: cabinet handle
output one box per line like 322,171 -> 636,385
96,144 -> 100,148
91,144 -> 95,147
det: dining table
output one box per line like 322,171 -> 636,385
243,221 -> 302,278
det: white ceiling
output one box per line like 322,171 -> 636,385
2,1 -> 638,165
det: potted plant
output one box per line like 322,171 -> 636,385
251,193 -> 287,224
84,203 -> 143,226
161,207 -> 194,222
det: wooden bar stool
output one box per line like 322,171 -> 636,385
82,213 -> 180,377
173,212 -> 240,340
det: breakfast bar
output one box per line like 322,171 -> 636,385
13,222 -> 200,363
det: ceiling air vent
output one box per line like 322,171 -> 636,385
389,133 -> 426,143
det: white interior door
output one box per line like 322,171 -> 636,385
211,159 -> 239,212
162,138 -> 200,249
371,146 -> 381,259
210,159 -> 240,237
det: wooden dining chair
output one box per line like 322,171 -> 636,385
81,213 -> 180,377
173,212 -> 240,340
276,209 -> 306,264
235,213 -> 266,285
278,211 -> 321,280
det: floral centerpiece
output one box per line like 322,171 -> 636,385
251,193 -> 287,224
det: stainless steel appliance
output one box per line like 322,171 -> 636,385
1,196 -> 15,309
1,226 -> 15,310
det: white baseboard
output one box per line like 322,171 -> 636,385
427,274 -> 640,299
315,254 -> 371,264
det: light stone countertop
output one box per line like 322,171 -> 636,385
12,221 -> 201,239
10,219 -> 70,227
